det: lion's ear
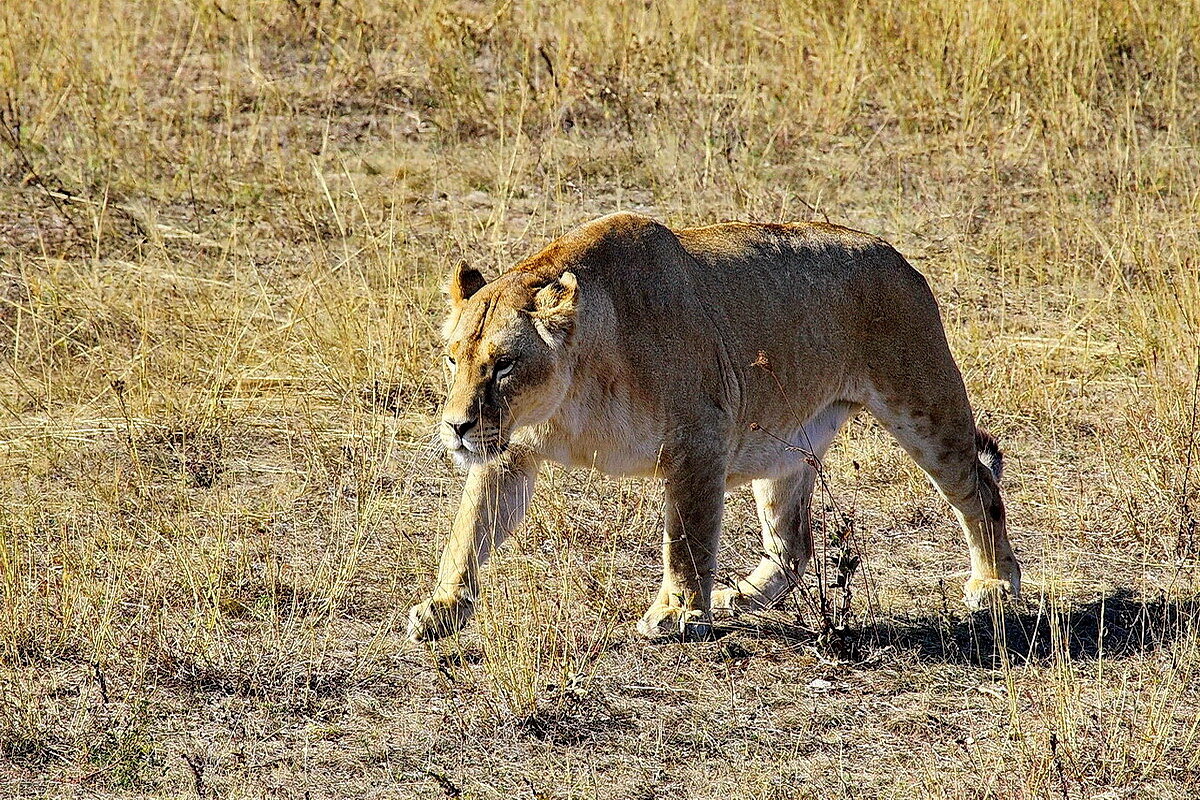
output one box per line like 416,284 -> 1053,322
531,272 -> 578,346
445,261 -> 487,306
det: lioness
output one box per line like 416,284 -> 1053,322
407,212 -> 1020,641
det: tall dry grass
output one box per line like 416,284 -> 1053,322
1,0 -> 1199,797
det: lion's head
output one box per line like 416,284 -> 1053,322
438,262 -> 579,466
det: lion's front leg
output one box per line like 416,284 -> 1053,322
407,450 -> 539,642
638,460 -> 725,641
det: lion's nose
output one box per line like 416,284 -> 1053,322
445,417 -> 477,439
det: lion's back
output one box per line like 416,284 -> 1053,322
673,220 -> 905,287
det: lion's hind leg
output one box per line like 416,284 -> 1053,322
713,401 -> 857,615
866,388 -> 1020,609
711,470 -> 814,615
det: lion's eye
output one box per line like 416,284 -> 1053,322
494,358 -> 514,379
444,354 -> 456,369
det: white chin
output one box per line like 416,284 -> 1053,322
448,447 -> 490,469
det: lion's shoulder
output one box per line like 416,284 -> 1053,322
506,212 -> 685,283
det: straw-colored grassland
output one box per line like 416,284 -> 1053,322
1,1 -> 1198,797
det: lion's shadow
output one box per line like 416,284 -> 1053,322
724,588 -> 1200,668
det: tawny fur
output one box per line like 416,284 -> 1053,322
408,212 -> 1021,642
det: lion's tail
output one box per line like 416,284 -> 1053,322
975,427 -> 1004,482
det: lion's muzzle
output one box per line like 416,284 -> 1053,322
440,417 -> 508,466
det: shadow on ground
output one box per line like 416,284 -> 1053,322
721,588 -> 1200,668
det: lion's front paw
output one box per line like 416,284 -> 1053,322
406,596 -> 475,642
636,603 -> 713,641
963,576 -> 1019,611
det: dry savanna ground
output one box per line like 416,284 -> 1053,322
1,1 -> 1199,797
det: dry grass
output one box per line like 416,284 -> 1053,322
1,0 -> 1199,796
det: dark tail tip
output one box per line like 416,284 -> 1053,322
975,427 -> 1004,482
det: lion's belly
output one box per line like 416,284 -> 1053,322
726,441 -> 809,484
726,400 -> 860,484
